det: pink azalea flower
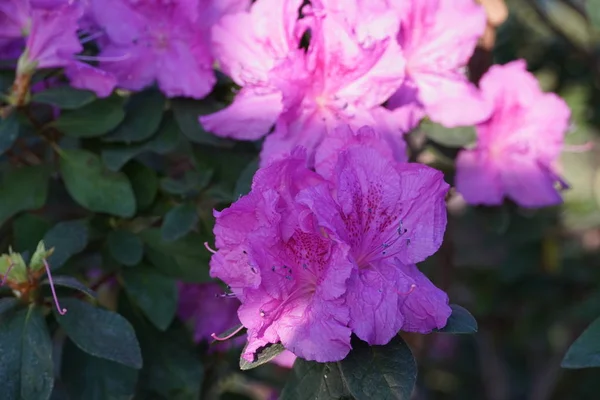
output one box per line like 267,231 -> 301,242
388,0 -> 492,129
455,60 -> 571,208
298,141 -> 451,344
211,150 -> 354,362
88,0 -> 249,98
200,0 -> 406,166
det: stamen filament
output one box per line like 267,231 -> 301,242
211,325 -> 245,341
204,242 -> 217,254
43,259 -> 67,315
75,53 -> 131,62
79,31 -> 104,44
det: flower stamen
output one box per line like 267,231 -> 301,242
43,259 -> 67,315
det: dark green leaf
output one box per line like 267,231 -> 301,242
280,360 -> 352,400
0,112 -> 20,155
107,230 -> 143,266
43,220 -> 88,269
338,335 -> 417,399
32,86 -> 96,109
434,304 -> 478,334
0,306 -> 54,400
55,298 -> 142,369
161,203 -> 198,242
42,276 -> 96,299
140,228 -> 210,258
562,316 -> 600,368
171,97 -> 223,145
12,213 -> 51,253
60,149 -> 136,217
160,170 -> 212,196
122,268 -> 177,331
145,248 -> 211,283
61,339 -> 138,400
420,120 -> 476,148
0,165 -> 49,227
0,298 -> 19,315
123,162 -> 158,210
101,112 -> 179,171
103,90 -> 166,143
240,343 -> 286,370
53,95 -> 125,138
233,158 -> 258,199
137,323 -> 203,398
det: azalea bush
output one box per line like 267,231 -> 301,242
1,0 -> 600,399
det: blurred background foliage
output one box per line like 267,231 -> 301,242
410,1 -> 600,399
1,1 -> 600,399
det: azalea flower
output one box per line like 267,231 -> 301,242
455,60 -> 571,207
388,0 -> 492,130
200,0 -> 406,166
87,0 -> 249,98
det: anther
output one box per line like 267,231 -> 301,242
397,284 -> 417,296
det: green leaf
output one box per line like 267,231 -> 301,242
140,228 -> 209,259
123,162 -> 158,210
12,213 -> 51,253
160,170 -> 212,196
60,149 -> 136,217
103,90 -> 166,143
161,203 -> 198,242
233,158 -> 258,199
43,220 -> 88,269
101,112 -> 180,171
0,306 -> 54,400
122,300 -> 203,400
32,86 -> 96,110
280,360 -> 351,400
240,343 -> 286,370
122,267 -> 177,331
61,339 -> 138,400
42,276 -> 96,299
107,230 -> 143,266
434,304 -> 478,334
0,112 -> 20,155
171,97 -> 223,145
0,165 -> 49,227
420,120 -> 476,148
52,95 -> 125,138
561,316 -> 600,368
55,298 -> 143,369
0,298 -> 19,315
145,248 -> 211,283
337,335 -> 417,399
587,0 -> 600,30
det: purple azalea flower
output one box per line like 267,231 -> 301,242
455,60 -> 571,207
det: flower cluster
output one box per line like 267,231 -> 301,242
0,0 -> 574,365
